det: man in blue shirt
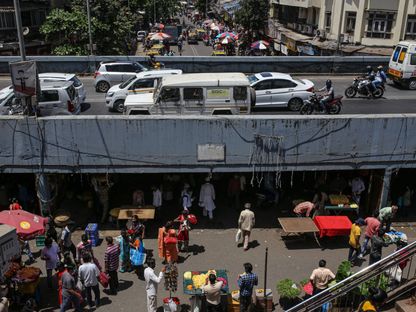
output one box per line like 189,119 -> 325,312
238,263 -> 258,312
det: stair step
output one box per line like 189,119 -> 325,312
395,298 -> 416,312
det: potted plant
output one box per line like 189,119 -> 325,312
277,278 -> 302,309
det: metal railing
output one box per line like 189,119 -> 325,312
286,240 -> 416,312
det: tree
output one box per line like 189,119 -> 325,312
235,0 -> 269,39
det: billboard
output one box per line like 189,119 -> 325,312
10,61 -> 38,97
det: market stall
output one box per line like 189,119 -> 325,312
313,216 -> 352,238
183,269 -> 229,311
324,194 -> 359,215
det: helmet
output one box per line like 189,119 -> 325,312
377,65 -> 383,70
325,79 -> 332,88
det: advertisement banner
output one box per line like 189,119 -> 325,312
10,61 -> 37,97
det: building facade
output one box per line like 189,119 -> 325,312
269,0 -> 416,55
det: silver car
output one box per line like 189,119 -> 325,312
94,61 -> 148,93
38,73 -> 87,104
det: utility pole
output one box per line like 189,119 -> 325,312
154,0 -> 156,24
13,0 -> 26,60
336,0 -> 345,55
86,0 -> 93,55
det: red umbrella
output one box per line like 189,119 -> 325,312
0,210 -> 47,240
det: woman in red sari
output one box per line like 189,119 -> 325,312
175,210 -> 190,252
162,222 -> 178,263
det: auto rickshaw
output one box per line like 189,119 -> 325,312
196,28 -> 205,40
187,31 -> 198,44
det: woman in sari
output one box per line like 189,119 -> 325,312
175,210 -> 190,252
130,233 -> 145,278
158,221 -> 172,261
164,226 -> 178,264
119,230 -> 131,273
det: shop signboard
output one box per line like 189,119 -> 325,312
10,60 -> 38,97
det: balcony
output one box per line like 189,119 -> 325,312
279,0 -> 321,8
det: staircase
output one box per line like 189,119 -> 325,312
285,240 -> 416,312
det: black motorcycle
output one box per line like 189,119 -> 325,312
299,93 -> 343,115
344,77 -> 384,98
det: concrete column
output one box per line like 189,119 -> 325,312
318,0 -> 326,30
354,0 -> 368,43
393,0 -> 409,44
332,0 -> 344,39
379,167 -> 394,209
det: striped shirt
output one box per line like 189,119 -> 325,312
104,243 -> 120,271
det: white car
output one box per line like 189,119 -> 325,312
39,73 -> 87,104
0,86 -> 15,115
105,69 -> 182,112
38,81 -> 80,116
248,72 -> 314,111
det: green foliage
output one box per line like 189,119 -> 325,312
235,0 -> 269,38
277,279 -> 301,299
299,279 -> 309,286
358,274 -> 389,297
335,261 -> 353,282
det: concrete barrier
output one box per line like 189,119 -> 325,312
0,55 -> 390,74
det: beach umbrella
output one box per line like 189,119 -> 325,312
150,32 -> 171,41
251,40 -> 270,50
0,210 -> 48,240
216,32 -> 237,40
221,37 -> 234,44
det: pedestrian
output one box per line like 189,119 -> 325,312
358,216 -> 381,258
129,233 -> 145,278
369,229 -> 389,265
41,237 -> 61,288
164,224 -> 178,263
60,265 -> 82,312
78,253 -> 100,308
119,229 -> 131,273
293,201 -> 316,217
59,222 -> 76,260
144,258 -> 164,312
129,215 -> 145,239
152,185 -> 162,212
199,177 -> 216,220
238,203 -> 255,251
132,189 -> 145,206
348,218 -> 365,264
350,176 -> 365,205
358,287 -> 387,312
157,222 -> 169,261
9,198 -> 22,210
181,183 -> 193,212
56,262 -> 66,307
377,205 -> 398,232
175,210 -> 191,252
310,259 -> 335,295
203,273 -> 224,312
46,216 -> 58,242
19,238 -> 35,264
238,263 -> 258,312
228,175 -> 241,211
312,189 -> 328,216
104,236 -> 120,295
76,234 -> 94,264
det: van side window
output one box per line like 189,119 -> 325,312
398,47 -> 407,64
40,90 -> 59,102
233,87 -> 247,101
184,88 -> 203,100
160,88 -> 180,102
130,79 -> 154,90
411,54 -> 416,65
392,46 -> 401,62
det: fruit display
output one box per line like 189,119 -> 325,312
183,269 -> 229,295
329,194 -> 350,205
164,263 -> 178,292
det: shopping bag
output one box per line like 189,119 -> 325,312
130,242 -> 146,266
99,272 -> 109,288
188,214 -> 198,225
235,229 -> 242,243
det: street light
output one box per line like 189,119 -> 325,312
86,0 -> 93,55
13,0 -> 26,60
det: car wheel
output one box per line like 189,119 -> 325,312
96,81 -> 110,93
408,79 -> 416,90
113,100 -> 125,113
288,98 -> 303,111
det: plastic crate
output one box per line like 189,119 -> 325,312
35,235 -> 45,247
85,223 -> 99,247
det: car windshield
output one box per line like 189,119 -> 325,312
133,62 -> 148,72
247,75 -> 259,84
70,76 -> 82,87
120,76 -> 136,89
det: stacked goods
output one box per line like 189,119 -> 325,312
164,263 -> 178,292
255,289 -> 273,312
329,195 -> 350,205
183,269 -> 229,295
15,267 -> 41,282
85,223 -> 99,247
4,262 -> 21,279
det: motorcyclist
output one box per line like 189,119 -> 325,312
363,66 -> 376,96
364,65 -> 375,77
148,54 -> 158,68
373,65 -> 387,89
318,79 -> 334,112
177,34 -> 184,55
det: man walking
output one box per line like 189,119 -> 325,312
348,218 -> 365,264
59,222 -> 76,260
238,203 -> 255,251
203,274 -> 224,312
60,265 -> 82,312
144,259 -> 164,312
369,229 -> 389,265
359,216 -> 381,258
78,253 -> 100,308
104,236 -> 120,295
199,177 -> 216,220
238,263 -> 258,312
40,237 -> 61,288
378,205 -> 398,232
310,260 -> 335,295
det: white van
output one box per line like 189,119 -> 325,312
105,69 -> 182,112
123,73 -> 254,115
38,81 -> 80,116
39,73 -> 87,103
388,41 -> 416,89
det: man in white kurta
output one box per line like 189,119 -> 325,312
199,177 -> 216,219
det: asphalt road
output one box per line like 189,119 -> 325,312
1,76 -> 415,116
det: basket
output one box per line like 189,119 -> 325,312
35,235 -> 45,247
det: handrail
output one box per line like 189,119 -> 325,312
286,240 -> 416,312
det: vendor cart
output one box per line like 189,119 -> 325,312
278,217 -> 320,245
324,194 -> 359,215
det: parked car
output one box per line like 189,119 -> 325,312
247,72 -> 314,111
38,81 -> 80,116
94,61 -> 149,93
105,69 -> 183,112
0,85 -> 15,115
137,30 -> 148,42
38,72 -> 87,103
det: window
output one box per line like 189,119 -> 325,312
70,76 -> 82,88
271,79 -> 297,89
183,88 -> 203,101
345,12 -> 356,33
130,79 -> 155,89
366,12 -> 394,39
253,80 -> 272,91
398,47 -> 407,64
160,88 -> 180,102
410,54 -> 416,65
40,90 -> 59,102
325,12 -> 331,31
392,46 -> 401,62
233,87 -> 247,101
0,12 -> 15,29
406,15 -> 416,40
105,65 -> 122,72
120,64 -> 136,72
